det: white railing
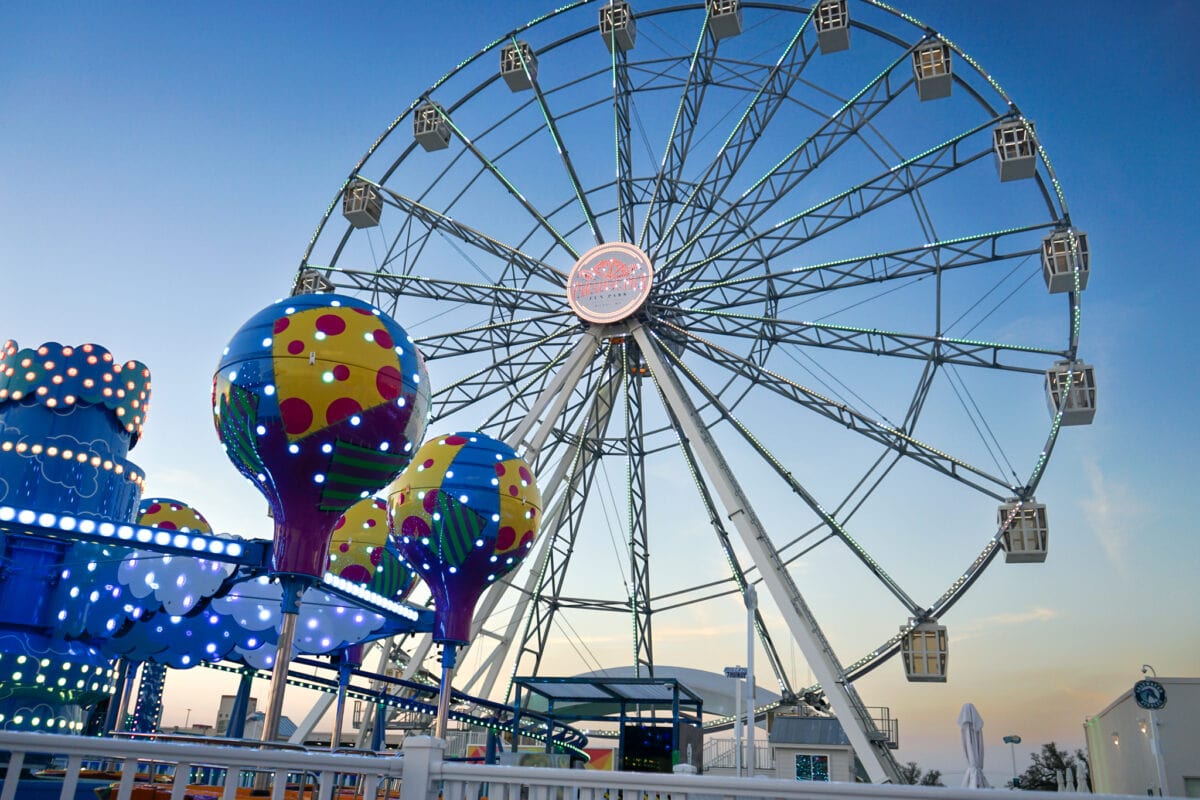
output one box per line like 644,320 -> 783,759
1,730 -> 1140,800
0,730 -> 404,800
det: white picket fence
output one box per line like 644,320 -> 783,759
0,731 -> 1131,800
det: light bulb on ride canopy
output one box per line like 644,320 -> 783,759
388,432 -> 541,644
213,293 -> 430,579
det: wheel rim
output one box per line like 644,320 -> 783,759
296,0 -> 1082,711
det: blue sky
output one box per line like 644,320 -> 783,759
3,0 -> 1198,783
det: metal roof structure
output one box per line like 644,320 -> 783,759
512,676 -> 704,715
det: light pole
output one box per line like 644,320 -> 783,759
745,585 -> 757,778
1141,665 -> 1169,795
724,665 -> 747,776
1003,734 -> 1021,789
184,708 -> 192,730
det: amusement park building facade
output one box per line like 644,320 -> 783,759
1084,677 -> 1200,797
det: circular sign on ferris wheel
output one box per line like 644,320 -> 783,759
566,242 -> 654,324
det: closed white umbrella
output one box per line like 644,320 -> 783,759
957,702 -> 990,788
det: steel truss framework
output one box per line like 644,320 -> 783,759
295,0 -> 1084,783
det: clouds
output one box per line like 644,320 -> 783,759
214,577 -> 386,669
118,549 -> 236,616
1081,458 -> 1141,572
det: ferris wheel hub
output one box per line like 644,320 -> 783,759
565,241 -> 653,324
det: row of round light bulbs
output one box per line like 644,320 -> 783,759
0,438 -> 144,490
0,714 -> 85,731
0,505 -> 244,557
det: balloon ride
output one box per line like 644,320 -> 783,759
389,432 -> 541,735
212,292 -> 429,739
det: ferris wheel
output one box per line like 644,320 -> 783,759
294,0 -> 1093,780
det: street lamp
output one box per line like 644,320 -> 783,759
1003,735 -> 1022,789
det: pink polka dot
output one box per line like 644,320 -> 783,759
372,499 -> 386,511
287,339 -> 305,355
316,314 -> 346,336
354,308 -> 373,316
445,435 -> 468,446
325,396 -> 362,425
146,503 -> 161,514
376,366 -> 401,400
519,530 -> 534,549
280,397 -> 314,435
402,515 -> 430,538
157,520 -> 177,530
365,518 -> 377,527
333,517 -> 346,531
273,317 -> 290,334
496,526 -> 516,551
423,459 -> 435,469
508,485 -> 519,497
494,463 -> 506,476
370,549 -> 383,566
340,564 -> 372,583
339,542 -> 350,553
332,364 -> 350,381
518,466 -> 533,484
373,328 -> 394,349
423,489 -> 440,514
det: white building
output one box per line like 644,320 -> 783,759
1084,677 -> 1200,796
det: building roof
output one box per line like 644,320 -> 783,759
769,715 -> 851,746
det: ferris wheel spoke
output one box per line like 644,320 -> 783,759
415,313 -> 576,361
513,36 -> 605,247
304,266 -> 567,316
653,10 -> 820,262
659,45 -> 921,276
659,323 -> 1015,498
621,343 -> 652,675
362,179 -> 568,288
664,307 -> 1065,374
417,104 -> 582,262
663,112 -> 1012,291
612,46 -> 636,242
676,223 -> 1055,313
430,327 -> 580,423
637,12 -> 719,251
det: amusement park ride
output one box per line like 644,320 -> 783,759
0,0 -> 1094,790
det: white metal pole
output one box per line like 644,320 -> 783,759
734,674 -> 742,777
746,585 -> 757,778
1148,708 -> 1168,795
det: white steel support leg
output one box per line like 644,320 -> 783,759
291,691 -> 335,744
506,332 -> 598,458
396,332 -> 599,688
630,322 -> 900,784
460,352 -> 623,699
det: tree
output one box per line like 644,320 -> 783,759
1018,742 -> 1090,791
899,761 -> 946,786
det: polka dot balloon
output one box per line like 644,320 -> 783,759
328,496 -> 419,602
213,293 -> 430,578
388,432 -> 541,644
